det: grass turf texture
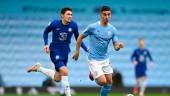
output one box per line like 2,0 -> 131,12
2,93 -> 170,96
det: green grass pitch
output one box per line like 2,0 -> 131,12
2,92 -> 170,96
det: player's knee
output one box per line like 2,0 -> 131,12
54,74 -> 61,81
97,79 -> 107,86
54,77 -> 61,81
107,78 -> 113,84
59,67 -> 68,76
60,70 -> 68,76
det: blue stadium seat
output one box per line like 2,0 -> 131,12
0,13 -> 170,87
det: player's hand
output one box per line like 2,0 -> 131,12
148,62 -> 154,69
72,51 -> 80,61
44,45 -> 50,54
133,61 -> 138,65
114,42 -> 124,51
116,42 -> 124,48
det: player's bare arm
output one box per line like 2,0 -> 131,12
72,34 -> 85,60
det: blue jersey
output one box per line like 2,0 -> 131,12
131,48 -> 153,75
43,19 -> 88,54
82,21 -> 118,60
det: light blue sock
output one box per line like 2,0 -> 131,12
100,84 -> 112,96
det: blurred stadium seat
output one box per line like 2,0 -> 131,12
0,0 -> 170,88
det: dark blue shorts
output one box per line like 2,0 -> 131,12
50,51 -> 68,72
135,70 -> 146,79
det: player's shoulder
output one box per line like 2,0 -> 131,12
86,22 -> 96,27
144,48 -> 150,52
86,22 -> 98,29
135,48 -> 140,52
70,20 -> 77,24
50,19 -> 60,25
108,23 -> 115,28
108,23 -> 118,32
70,20 -> 78,26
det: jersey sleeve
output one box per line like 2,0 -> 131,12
131,50 -> 137,62
73,23 -> 79,40
147,49 -> 153,61
111,27 -> 119,44
73,23 -> 88,52
43,21 -> 53,45
82,25 -> 92,37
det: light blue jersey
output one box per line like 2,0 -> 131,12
82,21 -> 118,60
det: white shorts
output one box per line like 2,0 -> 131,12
88,59 -> 113,79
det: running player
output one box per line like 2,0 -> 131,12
72,6 -> 123,96
131,38 -> 154,96
28,7 -> 88,96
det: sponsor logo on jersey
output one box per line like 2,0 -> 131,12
56,55 -> 59,59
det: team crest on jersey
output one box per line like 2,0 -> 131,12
108,31 -> 112,36
68,28 -> 72,32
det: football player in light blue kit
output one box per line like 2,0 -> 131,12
73,6 -> 123,96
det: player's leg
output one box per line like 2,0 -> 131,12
139,76 -> 147,96
95,75 -> 107,86
100,61 -> 113,96
54,61 -> 71,96
133,70 -> 140,95
133,79 -> 139,95
55,81 -> 65,96
50,63 -> 64,96
58,66 -> 71,96
49,63 -> 64,96
100,74 -> 112,96
88,59 -> 107,86
88,59 -> 112,96
27,62 -> 61,81
51,51 -> 71,96
103,62 -> 113,85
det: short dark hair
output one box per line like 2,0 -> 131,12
100,6 -> 111,12
61,7 -> 72,14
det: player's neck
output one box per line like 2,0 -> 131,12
139,47 -> 145,50
100,20 -> 108,26
61,19 -> 69,25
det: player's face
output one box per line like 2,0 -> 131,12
139,40 -> 145,49
101,11 -> 111,24
61,10 -> 72,23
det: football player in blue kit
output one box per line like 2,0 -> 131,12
28,7 -> 88,96
131,38 -> 154,96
